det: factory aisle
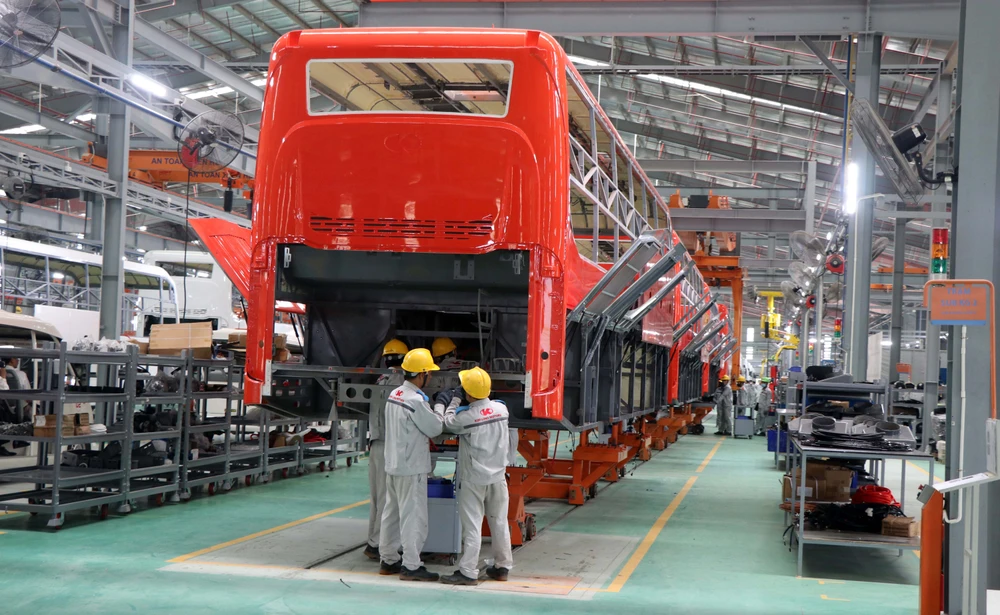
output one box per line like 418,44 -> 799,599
0,422 -> 933,615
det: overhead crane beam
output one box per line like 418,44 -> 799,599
359,0 -> 960,39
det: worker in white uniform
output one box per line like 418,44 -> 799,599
438,367 -> 514,585
364,339 -> 408,561
713,374 -> 733,435
755,377 -> 773,435
432,337 -> 463,370
379,348 -> 444,582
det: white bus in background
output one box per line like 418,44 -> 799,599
140,250 -> 236,334
140,250 -> 302,347
0,237 -> 178,341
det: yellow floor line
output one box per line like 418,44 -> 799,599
167,499 -> 370,563
605,475 -> 698,593
696,439 -> 724,473
906,461 -> 940,481
821,594 -> 850,602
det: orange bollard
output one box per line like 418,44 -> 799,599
919,490 -> 944,615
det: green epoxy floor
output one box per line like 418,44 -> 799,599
0,416 -> 939,615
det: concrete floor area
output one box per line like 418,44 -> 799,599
0,414 -> 943,615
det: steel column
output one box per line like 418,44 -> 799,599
889,221 -> 906,381
947,0 -> 1000,609
98,1 -> 133,340
845,34 -> 881,380
922,69 -> 952,454
804,160 -> 816,235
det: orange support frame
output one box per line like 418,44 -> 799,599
692,255 -> 744,378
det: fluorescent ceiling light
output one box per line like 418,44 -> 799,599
74,113 -> 97,123
844,162 -> 859,215
186,86 -> 234,100
52,272 -> 65,280
138,225 -> 148,232
251,78 -> 267,87
637,72 -> 841,121
567,54 -> 610,68
0,124 -> 45,135
129,73 -> 168,98
808,338 -> 817,343
881,340 -> 893,347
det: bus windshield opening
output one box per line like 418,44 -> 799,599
307,59 -> 512,117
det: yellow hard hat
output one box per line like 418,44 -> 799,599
383,339 -> 409,356
720,374 -> 730,381
432,337 -> 457,358
459,366 -> 491,400
737,375 -> 746,383
401,348 -> 440,374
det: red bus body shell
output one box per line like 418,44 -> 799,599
193,28 -> 717,418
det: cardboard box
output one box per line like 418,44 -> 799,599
35,414 -> 73,427
273,334 -> 287,350
228,332 -> 248,348
73,425 -> 91,436
782,474 -> 822,501
34,425 -> 74,438
275,348 -> 290,362
882,516 -> 919,537
823,469 -> 854,502
149,322 -> 213,359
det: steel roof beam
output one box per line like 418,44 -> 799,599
908,67 -> 942,126
799,36 -> 855,95
0,136 -> 250,228
134,19 -> 264,103
0,98 -> 97,143
575,63 -> 942,77
660,187 -> 802,199
6,32 -> 258,177
359,0 -> 960,39
640,159 -> 810,174
668,208 -> 807,233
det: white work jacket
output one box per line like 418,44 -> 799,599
370,369 -> 404,442
443,398 -> 510,486
384,380 -> 444,476
716,385 -> 734,412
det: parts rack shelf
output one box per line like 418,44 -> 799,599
0,343 -> 137,528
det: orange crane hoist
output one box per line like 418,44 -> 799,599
82,145 -> 254,211
668,190 -> 738,255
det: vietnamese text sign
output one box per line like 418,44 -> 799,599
927,284 -> 989,326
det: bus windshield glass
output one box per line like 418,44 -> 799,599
307,59 -> 512,117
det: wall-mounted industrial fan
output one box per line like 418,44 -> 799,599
0,0 -> 60,69
851,98 -> 957,204
177,110 -> 245,174
789,231 -> 826,266
0,175 -> 26,215
871,236 -> 890,260
826,253 -> 845,275
824,281 -> 844,303
789,261 -> 819,292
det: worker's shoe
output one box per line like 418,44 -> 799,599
379,561 -> 402,576
485,566 -> 509,582
400,566 -> 439,582
440,570 -> 478,586
713,431 -> 726,436
363,544 -> 380,560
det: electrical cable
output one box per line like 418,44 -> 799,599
852,484 -> 900,507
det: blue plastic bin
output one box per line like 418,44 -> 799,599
767,429 -> 790,453
428,477 -> 455,499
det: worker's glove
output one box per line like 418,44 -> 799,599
434,388 -> 455,407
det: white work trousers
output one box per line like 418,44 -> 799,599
367,439 -> 387,548
457,480 -> 514,579
379,473 -> 428,571
716,406 -> 732,433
